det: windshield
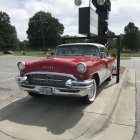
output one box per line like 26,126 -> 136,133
56,45 -> 100,57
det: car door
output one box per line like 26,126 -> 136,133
99,47 -> 112,81
101,48 -> 114,79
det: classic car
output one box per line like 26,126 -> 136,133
16,43 -> 115,104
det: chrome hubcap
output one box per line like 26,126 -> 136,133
88,82 -> 96,99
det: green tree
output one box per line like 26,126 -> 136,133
107,30 -> 116,51
123,22 -> 139,50
19,40 -> 29,51
27,11 -> 64,52
62,35 -> 88,43
0,11 -> 18,51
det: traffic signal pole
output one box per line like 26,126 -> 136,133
92,0 -> 111,45
73,0 -> 121,83
116,35 -> 121,83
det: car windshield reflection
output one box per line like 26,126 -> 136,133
56,45 -> 100,57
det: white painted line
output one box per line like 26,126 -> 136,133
0,69 -> 17,71
0,78 -> 14,83
0,71 -> 17,75
136,81 -> 140,83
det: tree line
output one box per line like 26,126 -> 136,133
0,10 -> 140,52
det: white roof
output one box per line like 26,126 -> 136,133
58,43 -> 106,49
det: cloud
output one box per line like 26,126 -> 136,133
0,0 -> 140,40
109,0 -> 140,34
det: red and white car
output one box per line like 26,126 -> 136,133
16,43 -> 115,103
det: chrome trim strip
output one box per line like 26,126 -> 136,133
32,78 -> 63,82
71,80 -> 93,86
16,69 -> 94,97
18,84 -> 90,97
25,72 -> 77,80
16,76 -> 93,89
19,84 -> 93,90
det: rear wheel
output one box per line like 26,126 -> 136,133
28,92 -> 43,97
106,75 -> 112,81
82,79 -> 97,104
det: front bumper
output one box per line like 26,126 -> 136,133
16,76 -> 94,97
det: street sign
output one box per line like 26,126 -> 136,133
79,7 -> 98,36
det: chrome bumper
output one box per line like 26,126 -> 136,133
16,76 -> 93,97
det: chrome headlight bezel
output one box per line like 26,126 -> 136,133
17,61 -> 25,71
76,62 -> 87,73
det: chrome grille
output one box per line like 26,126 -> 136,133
26,73 -> 76,88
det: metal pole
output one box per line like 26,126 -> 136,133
40,21 -> 46,54
116,36 -> 121,83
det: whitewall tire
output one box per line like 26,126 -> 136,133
82,79 -> 97,104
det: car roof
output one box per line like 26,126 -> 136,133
57,43 -> 106,49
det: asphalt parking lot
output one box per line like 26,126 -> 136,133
0,55 -> 22,100
0,55 -> 34,101
0,55 -> 136,140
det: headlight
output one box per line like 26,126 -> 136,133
17,62 -> 25,71
76,62 -> 87,73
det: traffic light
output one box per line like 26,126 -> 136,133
92,0 -> 111,45
92,0 -> 111,11
98,21 -> 108,35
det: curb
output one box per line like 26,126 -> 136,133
78,68 -> 128,139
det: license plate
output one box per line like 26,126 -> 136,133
39,87 -> 52,95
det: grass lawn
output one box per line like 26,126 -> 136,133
120,51 -> 140,57
0,52 -> 4,56
1,51 -> 140,57
14,51 -> 48,57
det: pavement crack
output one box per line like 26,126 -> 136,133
0,129 -> 27,140
110,121 -> 135,127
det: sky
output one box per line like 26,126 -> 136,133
0,0 -> 140,41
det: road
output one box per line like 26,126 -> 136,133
0,55 -> 24,100
0,55 -> 137,140
0,55 -> 36,100
0,55 -> 126,140
121,58 -> 140,140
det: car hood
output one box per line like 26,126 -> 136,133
23,56 -> 97,76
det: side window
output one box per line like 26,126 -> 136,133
99,47 -> 109,58
88,47 -> 100,57
104,48 -> 109,57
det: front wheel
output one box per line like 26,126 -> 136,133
82,79 -> 97,104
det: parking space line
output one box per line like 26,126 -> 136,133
0,71 -> 17,75
136,81 -> 140,83
0,78 -> 14,83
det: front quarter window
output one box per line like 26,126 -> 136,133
99,47 -> 109,58
56,47 -> 72,56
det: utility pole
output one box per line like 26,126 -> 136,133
29,19 -> 47,54
40,21 -> 46,54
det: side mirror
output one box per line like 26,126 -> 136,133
47,53 -> 52,58
100,52 -> 105,59
46,51 -> 55,58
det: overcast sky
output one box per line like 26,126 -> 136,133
0,0 -> 140,41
